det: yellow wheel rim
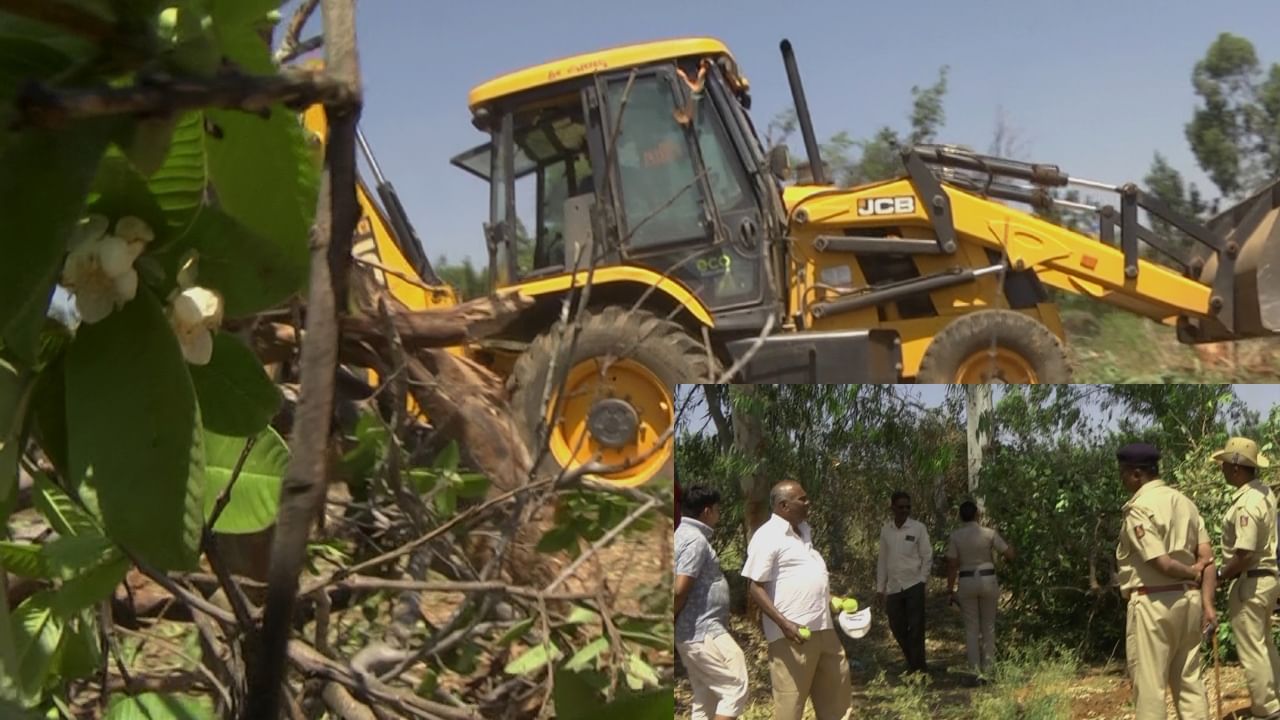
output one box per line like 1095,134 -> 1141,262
546,357 -> 673,487
954,347 -> 1038,384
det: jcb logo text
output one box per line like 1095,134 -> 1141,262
857,196 -> 916,216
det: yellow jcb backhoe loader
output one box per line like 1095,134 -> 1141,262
318,37 -> 1280,488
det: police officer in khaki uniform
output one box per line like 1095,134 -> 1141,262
1214,436 -> 1280,719
1114,443 -> 1215,720
945,500 -> 1015,680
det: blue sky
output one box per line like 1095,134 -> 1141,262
339,1 -> 1280,266
677,384 -> 1280,433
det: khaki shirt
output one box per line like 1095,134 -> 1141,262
1115,479 -> 1209,592
946,522 -> 1009,571
876,517 -> 932,594
1222,480 -> 1279,574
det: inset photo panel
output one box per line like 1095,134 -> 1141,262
674,383 -> 1280,720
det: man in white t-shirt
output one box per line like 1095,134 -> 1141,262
742,480 -> 851,720
876,490 -> 932,674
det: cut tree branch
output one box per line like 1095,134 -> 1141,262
244,1 -> 362,717
15,68 -> 356,129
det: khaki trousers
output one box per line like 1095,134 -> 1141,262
1125,588 -> 1208,720
1228,573 -> 1280,717
676,632 -> 750,720
957,573 -> 998,673
767,628 -> 851,720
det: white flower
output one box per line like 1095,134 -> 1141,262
60,215 -> 153,324
168,286 -> 223,365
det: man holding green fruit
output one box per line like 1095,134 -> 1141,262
742,480 -> 851,720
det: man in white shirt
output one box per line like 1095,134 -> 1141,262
741,480 -> 851,720
876,490 -> 932,674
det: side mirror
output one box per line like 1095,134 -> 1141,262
768,145 -> 792,182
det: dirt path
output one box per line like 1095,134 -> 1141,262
676,579 -> 1259,719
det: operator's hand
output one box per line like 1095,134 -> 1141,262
1191,559 -> 1209,581
1202,605 -> 1218,636
779,619 -> 804,644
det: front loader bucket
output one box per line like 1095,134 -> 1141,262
1179,179 -> 1280,343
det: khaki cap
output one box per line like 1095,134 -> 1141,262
1211,437 -> 1271,469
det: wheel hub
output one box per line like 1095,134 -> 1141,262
586,397 -> 640,449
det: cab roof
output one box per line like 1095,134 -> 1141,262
467,37 -> 736,111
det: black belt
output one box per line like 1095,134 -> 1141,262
1246,569 -> 1277,578
959,569 -> 996,578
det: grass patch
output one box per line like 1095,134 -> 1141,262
864,670 -> 935,719
969,642 -> 1080,720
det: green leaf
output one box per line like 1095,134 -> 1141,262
434,486 -> 457,518
536,525 -> 578,554
146,112 -> 208,237
104,692 -> 214,720
86,152 -> 169,242
414,670 -> 438,699
205,108 -> 315,302
451,472 -> 489,499
0,591 -> 21,709
0,358 -> 30,514
30,356 -> 67,475
11,592 -> 64,707
203,427 -> 287,534
625,653 -> 659,688
564,637 -> 608,672
0,543 -> 47,579
210,0 -> 283,28
434,441 -> 460,471
618,630 -> 669,650
55,554 -> 128,617
32,475 -> 99,538
552,668 -> 610,719
210,1 -> 277,74
119,116 -> 179,178
185,207 -> 307,317
0,120 -> 116,362
67,289 -> 204,570
189,333 -> 281,436
503,642 -> 561,676
58,609 -> 102,681
41,533 -> 116,579
564,606 -> 599,626
496,617 -> 535,647
407,468 -> 439,494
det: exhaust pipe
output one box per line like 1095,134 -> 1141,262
1179,178 -> 1280,342
779,40 -> 827,186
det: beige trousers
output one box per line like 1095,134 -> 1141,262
957,573 -> 998,672
767,628 -> 851,720
1228,574 -> 1280,717
676,632 -> 750,720
1125,588 -> 1208,720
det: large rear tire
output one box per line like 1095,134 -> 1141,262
916,310 -> 1071,384
509,306 -> 716,487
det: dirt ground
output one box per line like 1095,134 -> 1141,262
676,579 -> 1261,719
